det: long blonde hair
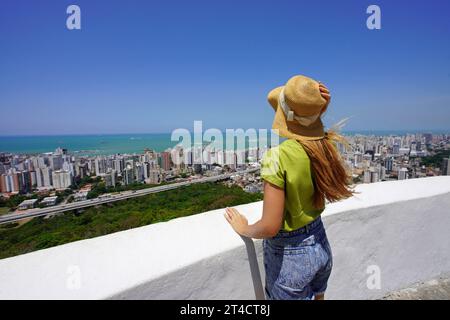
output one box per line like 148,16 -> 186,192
297,129 -> 354,209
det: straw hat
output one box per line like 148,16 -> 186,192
268,75 -> 328,141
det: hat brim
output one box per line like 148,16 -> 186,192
268,86 -> 283,111
272,98 -> 325,141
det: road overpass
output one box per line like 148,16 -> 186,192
0,168 -> 259,225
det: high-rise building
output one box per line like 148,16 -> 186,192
62,161 -> 74,176
399,147 -> 410,155
147,169 -> 160,184
184,149 -> 193,166
95,157 -> 108,176
30,171 -> 37,188
192,146 -> 202,165
103,170 -> 116,187
236,150 -> 246,166
10,172 -> 20,193
416,141 -> 422,151
225,151 -> 236,169
35,168 -> 44,188
380,166 -> 386,181
135,163 -> 145,182
75,162 -> 88,178
54,147 -> 67,155
441,158 -> 450,176
41,167 -> 53,188
384,157 -> 393,172
423,133 -> 433,145
354,151 -> 363,166
159,152 -> 172,171
217,150 -> 225,166
50,155 -> 63,170
52,170 -> 72,189
113,158 -> 124,172
123,166 -> 135,185
370,168 -> 379,183
398,168 -> 408,180
363,170 -> 371,184
87,159 -> 95,174
0,174 -> 8,193
18,171 -> 32,193
36,156 -> 47,169
393,144 -> 400,155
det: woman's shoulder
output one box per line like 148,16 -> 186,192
261,140 -> 310,180
262,140 -> 309,166
278,139 -> 309,158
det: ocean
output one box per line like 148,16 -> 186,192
0,130 -> 448,156
0,134 -> 175,156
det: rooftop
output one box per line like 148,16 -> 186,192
42,196 -> 58,201
18,199 -> 38,205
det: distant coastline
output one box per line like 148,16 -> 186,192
0,133 -> 174,156
0,130 -> 448,156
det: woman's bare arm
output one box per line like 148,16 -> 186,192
224,181 -> 285,239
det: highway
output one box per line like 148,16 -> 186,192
0,167 -> 259,225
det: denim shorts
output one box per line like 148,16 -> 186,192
263,216 -> 333,300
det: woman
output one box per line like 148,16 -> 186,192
224,75 -> 354,300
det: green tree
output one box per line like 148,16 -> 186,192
0,182 -> 262,259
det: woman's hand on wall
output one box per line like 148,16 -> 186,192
224,182 -> 285,239
224,207 -> 249,236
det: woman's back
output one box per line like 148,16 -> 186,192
261,139 -> 325,232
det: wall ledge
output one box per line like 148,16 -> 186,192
0,176 -> 449,299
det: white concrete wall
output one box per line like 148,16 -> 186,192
0,176 -> 449,300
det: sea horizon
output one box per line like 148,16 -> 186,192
0,129 -> 448,156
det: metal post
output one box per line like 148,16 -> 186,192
240,235 -> 265,300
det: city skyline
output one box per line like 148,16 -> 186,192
1,130 -> 449,156
1,131 -> 448,199
1,0 -> 450,135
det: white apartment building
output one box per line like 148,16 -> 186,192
52,170 -> 72,189
398,167 -> 408,180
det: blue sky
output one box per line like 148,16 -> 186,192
0,0 -> 449,135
